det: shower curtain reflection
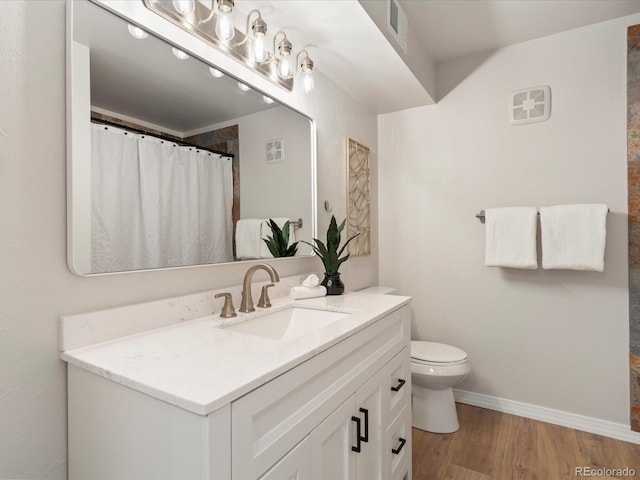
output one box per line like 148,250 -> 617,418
91,124 -> 233,273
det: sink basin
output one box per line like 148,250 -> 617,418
222,307 -> 350,340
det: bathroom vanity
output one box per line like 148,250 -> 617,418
61,286 -> 412,480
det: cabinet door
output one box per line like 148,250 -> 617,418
355,367 -> 385,480
310,395 -> 357,480
386,404 -> 412,480
259,437 -> 311,480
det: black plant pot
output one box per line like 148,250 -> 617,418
322,272 -> 345,295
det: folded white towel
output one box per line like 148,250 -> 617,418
302,274 -> 320,287
485,207 -> 538,269
539,204 -> 608,271
290,285 -> 327,300
236,219 -> 265,260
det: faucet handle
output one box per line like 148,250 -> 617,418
215,292 -> 237,318
257,284 -> 275,308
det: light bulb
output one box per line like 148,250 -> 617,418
262,95 -> 274,104
237,82 -> 250,92
209,67 -> 224,78
172,0 -> 195,15
252,36 -> 267,63
215,11 -> 235,41
172,48 -> 190,60
277,57 -> 293,79
303,71 -> 314,93
127,24 -> 148,39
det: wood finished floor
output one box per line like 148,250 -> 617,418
412,403 -> 640,480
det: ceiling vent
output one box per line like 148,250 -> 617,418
509,85 -> 551,125
387,0 -> 408,54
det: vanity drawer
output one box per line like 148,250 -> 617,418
385,346 -> 411,423
386,403 -> 412,480
231,305 -> 409,480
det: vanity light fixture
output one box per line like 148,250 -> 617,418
209,67 -> 225,78
235,10 -> 268,63
172,0 -> 195,16
143,0 -> 315,92
237,82 -> 250,92
127,24 -> 149,39
214,0 -> 235,41
172,47 -> 190,59
262,95 -> 274,104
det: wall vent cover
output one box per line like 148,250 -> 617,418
265,139 -> 285,163
509,85 -> 551,125
387,0 -> 408,54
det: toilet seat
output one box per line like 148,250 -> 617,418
411,341 -> 468,365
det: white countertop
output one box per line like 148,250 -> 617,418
62,292 -> 410,415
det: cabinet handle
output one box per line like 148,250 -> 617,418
359,408 -> 369,443
351,416 -> 362,453
391,379 -> 406,392
392,437 -> 406,455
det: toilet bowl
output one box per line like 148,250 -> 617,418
357,287 -> 471,433
411,341 -> 470,433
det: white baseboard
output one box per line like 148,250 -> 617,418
453,389 -> 640,445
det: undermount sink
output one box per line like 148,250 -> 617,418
221,307 -> 350,340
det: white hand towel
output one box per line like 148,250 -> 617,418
485,207 -> 538,269
290,285 -> 327,299
236,219 -> 265,260
302,274 -> 320,287
539,204 -> 608,271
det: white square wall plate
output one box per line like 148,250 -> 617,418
509,85 -> 551,125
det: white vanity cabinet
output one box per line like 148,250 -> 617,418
232,306 -> 411,480
65,297 -> 411,480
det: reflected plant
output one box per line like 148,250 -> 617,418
262,219 -> 299,257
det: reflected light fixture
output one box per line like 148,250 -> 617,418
209,67 -> 225,78
127,24 -> 149,39
237,82 -> 250,92
172,47 -> 190,60
144,0 -> 315,93
262,95 -> 274,104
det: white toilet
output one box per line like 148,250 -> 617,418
411,340 -> 470,433
358,286 -> 471,434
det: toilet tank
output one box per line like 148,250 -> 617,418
358,286 -> 397,295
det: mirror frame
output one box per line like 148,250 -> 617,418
66,0 -> 317,276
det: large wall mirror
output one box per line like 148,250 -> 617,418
67,0 -> 316,275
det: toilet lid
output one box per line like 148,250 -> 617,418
411,341 -> 468,363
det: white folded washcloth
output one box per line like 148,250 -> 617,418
302,274 -> 320,287
236,219 -> 265,260
484,207 -> 538,269
290,285 -> 327,300
539,204 -> 608,271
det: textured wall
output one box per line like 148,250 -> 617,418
628,24 -> 640,432
0,1 -> 378,477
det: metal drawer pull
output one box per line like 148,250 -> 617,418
392,437 -> 406,455
391,378 -> 406,392
359,408 -> 369,443
351,416 -> 362,452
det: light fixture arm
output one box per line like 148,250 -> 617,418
235,9 -> 262,46
272,31 -> 289,60
199,0 -> 234,25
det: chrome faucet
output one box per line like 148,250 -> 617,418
239,264 -> 280,313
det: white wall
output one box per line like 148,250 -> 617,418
0,1 -> 378,477
232,106 -> 313,249
380,13 -> 640,426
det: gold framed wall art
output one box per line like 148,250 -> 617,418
347,138 -> 371,256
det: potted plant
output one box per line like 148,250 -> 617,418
302,215 -> 359,295
262,219 -> 299,257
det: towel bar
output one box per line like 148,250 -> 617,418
475,209 -> 610,224
290,218 -> 303,229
